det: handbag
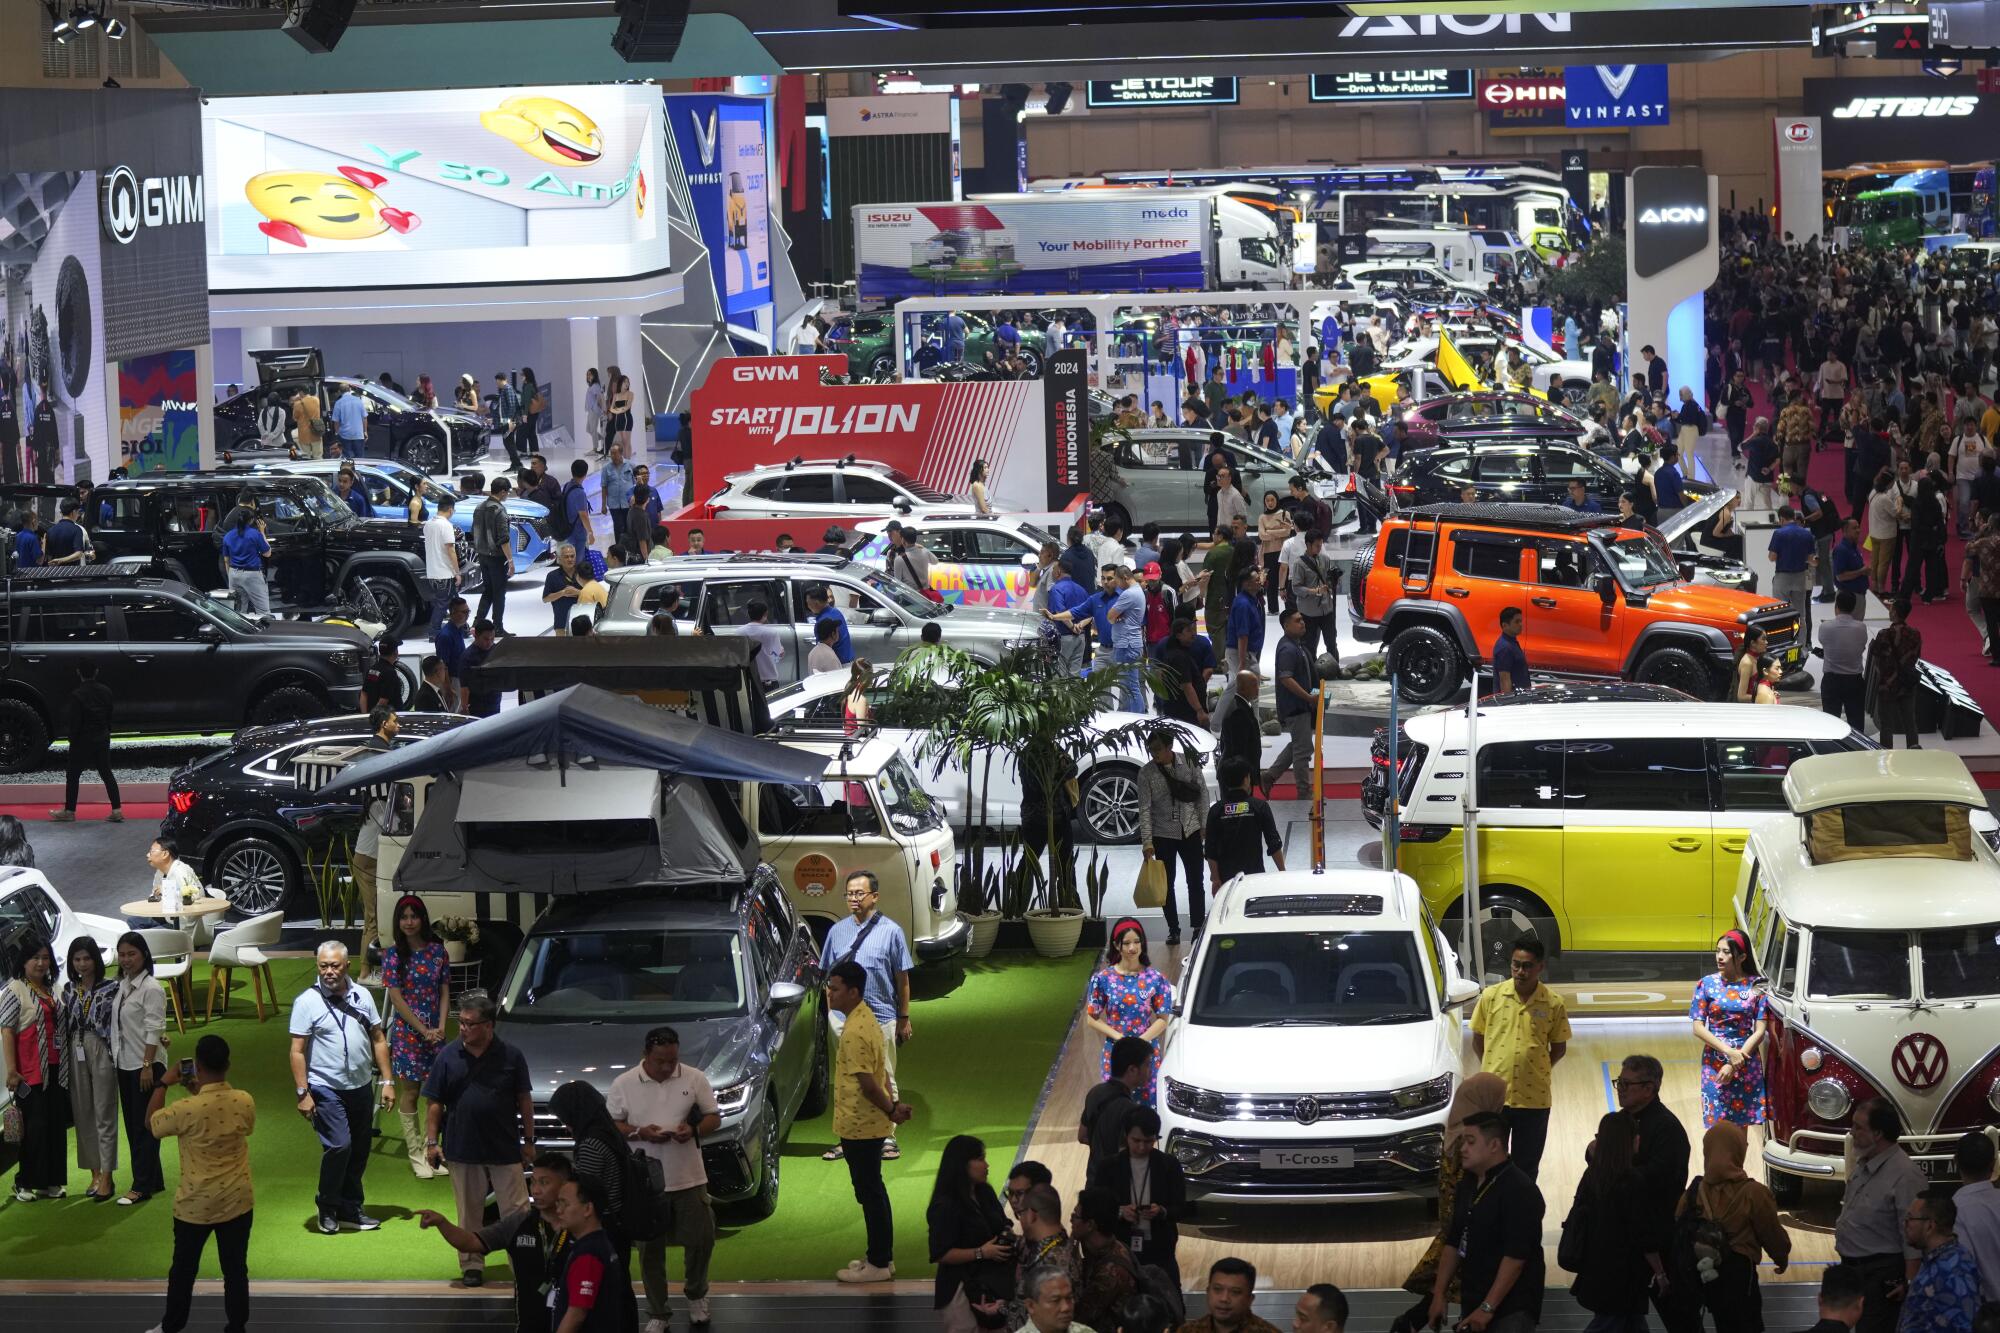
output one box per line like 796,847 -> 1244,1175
1135,858 -> 1168,909
528,391 -> 548,416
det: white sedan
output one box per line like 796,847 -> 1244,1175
765,670 -> 1216,843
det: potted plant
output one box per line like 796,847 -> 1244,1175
434,915 -> 481,966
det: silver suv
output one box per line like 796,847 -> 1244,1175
594,553 -> 1039,680
709,457 -> 976,522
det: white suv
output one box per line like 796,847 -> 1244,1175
1157,868 -> 1477,1204
708,457 -> 978,521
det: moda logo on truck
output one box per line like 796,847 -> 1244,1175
1140,207 -> 1191,219
708,402 -> 921,445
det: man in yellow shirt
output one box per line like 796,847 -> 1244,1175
829,958 -> 911,1286
149,1034 -> 257,1333
1468,935 -> 1569,1180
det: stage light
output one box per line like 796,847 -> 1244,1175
104,16 -> 126,38
50,15 -> 72,39
1044,82 -> 1072,116
74,7 -> 98,31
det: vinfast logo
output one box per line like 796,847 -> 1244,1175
1832,95 -> 1979,119
1639,206 -> 1707,224
707,401 -> 922,445
1140,207 -> 1192,219
1340,13 -> 1572,36
688,108 -> 719,169
100,165 -> 205,246
731,364 -> 799,382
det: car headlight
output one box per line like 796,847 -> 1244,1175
1806,1077 -> 1852,1121
328,650 -> 357,669
1164,1076 -> 1227,1122
1167,1130 -> 1220,1174
1392,1074 -> 1454,1114
712,1080 -> 754,1116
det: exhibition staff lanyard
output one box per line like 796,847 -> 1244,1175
1457,1163 -> 1511,1258
312,983 -> 372,1069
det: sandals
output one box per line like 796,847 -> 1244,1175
821,1145 -> 845,1161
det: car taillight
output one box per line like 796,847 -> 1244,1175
1400,823 -> 1450,842
930,849 -> 941,870
168,791 -> 196,815
1390,484 -> 1418,500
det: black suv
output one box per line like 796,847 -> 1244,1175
89,471 -> 475,637
0,567 -> 372,773
1387,435 -> 1717,511
213,348 -> 488,473
161,711 -> 470,915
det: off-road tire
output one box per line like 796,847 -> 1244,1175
1387,624 -> 1463,705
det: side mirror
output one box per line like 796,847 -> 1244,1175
1020,553 -> 1039,569
1446,976 -> 1481,1008
1593,574 -> 1616,606
769,980 -> 808,1010
197,622 -> 225,644
869,608 -> 899,627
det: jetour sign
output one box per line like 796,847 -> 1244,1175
1831,95 -> 1979,119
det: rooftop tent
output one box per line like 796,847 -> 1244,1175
394,767 -> 758,896
316,683 -> 825,798
464,636 -> 777,735
1805,804 -> 1975,865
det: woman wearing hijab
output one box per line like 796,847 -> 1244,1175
1680,1122 -> 1790,1333
1395,1072 -> 1507,1330
1563,1111 -> 1667,1333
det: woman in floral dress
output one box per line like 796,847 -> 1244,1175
1689,929 -> 1770,1129
1082,918 -> 1174,1107
380,893 -> 450,1179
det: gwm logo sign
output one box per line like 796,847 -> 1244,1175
100,165 -> 204,246
731,363 -> 800,382
1640,206 -> 1708,224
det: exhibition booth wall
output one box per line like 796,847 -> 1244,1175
2,88 -> 214,480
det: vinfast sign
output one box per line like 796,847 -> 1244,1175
1563,65 -> 1669,126
1086,77 -> 1238,108
1631,165 -> 1712,279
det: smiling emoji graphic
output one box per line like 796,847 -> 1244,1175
480,95 -> 604,168
244,166 -> 420,248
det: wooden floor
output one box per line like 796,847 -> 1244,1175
1020,943 -> 1845,1293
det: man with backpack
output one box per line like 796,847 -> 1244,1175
1787,477 -> 1842,604
607,1026 -> 720,1332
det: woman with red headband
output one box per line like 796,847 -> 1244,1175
1688,929 -> 1770,1130
1083,919 -> 1174,1108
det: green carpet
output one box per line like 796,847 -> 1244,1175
0,951 -> 1092,1283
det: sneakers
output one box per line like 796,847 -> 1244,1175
459,1271 -> 484,1289
835,1260 -> 895,1283
688,1297 -> 712,1325
317,1213 -> 339,1235
344,1213 -> 382,1231
38,1186 -> 65,1199
45,810 -> 75,823
12,1187 -> 34,1203
107,809 -> 125,823
643,1320 -> 671,1333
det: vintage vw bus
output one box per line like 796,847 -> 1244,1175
1735,749 -> 2000,1203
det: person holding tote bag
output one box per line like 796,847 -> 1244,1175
1135,730 -> 1208,947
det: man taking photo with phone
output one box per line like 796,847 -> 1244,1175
149,1035 -> 256,1333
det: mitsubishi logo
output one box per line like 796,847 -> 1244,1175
1891,1032 -> 1948,1092
1892,23 -> 1924,51
1293,1096 -> 1323,1126
688,108 -> 719,169
1596,66 -> 1638,99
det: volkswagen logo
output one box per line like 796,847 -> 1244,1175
1892,1032 -> 1948,1092
101,166 -> 142,245
1293,1096 -> 1323,1126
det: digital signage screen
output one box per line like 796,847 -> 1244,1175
1311,69 -> 1473,102
718,101 -> 772,316
1085,77 -> 1239,107
202,85 -> 667,292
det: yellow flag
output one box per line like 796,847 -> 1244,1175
1437,330 -> 1487,392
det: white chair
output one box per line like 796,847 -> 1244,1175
205,912 -> 283,1022
139,929 -> 193,1033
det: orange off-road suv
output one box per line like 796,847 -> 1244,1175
1351,503 -> 1803,705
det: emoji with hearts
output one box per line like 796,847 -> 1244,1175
244,166 -> 420,248
480,95 -> 603,168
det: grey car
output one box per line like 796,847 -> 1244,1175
594,553 -> 1040,681
1095,429 -> 1341,535
501,871 -> 828,1219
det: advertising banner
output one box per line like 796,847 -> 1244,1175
1043,347 -> 1088,512
1804,77 -> 1999,164
689,354 -> 1057,512
852,198 -> 1208,304
4,170 -> 109,486
1312,70 -> 1472,102
826,94 -> 953,138
201,85 -> 667,292
1773,116 -> 1825,246
118,349 -> 199,473
1563,65 -> 1669,126
1086,77 -> 1238,107
665,94 -> 772,319
1480,73 -> 1567,135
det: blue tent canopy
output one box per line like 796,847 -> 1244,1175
317,685 -> 827,797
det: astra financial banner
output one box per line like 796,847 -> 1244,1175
1312,69 -> 1472,102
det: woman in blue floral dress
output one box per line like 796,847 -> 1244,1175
380,893 -> 450,1179
1083,918 -> 1174,1107
1689,929 -> 1770,1129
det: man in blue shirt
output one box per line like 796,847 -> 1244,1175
334,470 -> 370,519
1106,564 -> 1147,712
803,585 -> 853,663
1768,504 -> 1820,650
12,508 -> 42,568
1491,606 -> 1530,693
221,504 -> 273,615
329,385 -> 370,460
1044,563 -> 1092,676
1227,567 -> 1266,677
43,498 -> 89,565
818,870 -> 914,1159
561,459 -> 593,552
433,597 -> 470,710
1059,524 -> 1096,586
1564,479 -> 1603,514
1653,444 -> 1686,520
943,311 -> 967,363
1831,516 -> 1870,619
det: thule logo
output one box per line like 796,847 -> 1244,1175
1339,12 -> 1572,37
1639,206 -> 1707,224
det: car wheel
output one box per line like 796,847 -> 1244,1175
212,836 -> 297,916
362,575 -> 414,638
1768,1168 -> 1804,1209
1019,347 -> 1043,378
733,1096 -> 782,1221
0,700 -> 51,775
249,685 -> 329,726
1078,764 -> 1143,844
403,431 -> 447,475
798,1010 -> 832,1117
868,354 -> 894,380
1634,645 -> 1718,700
1444,887 -> 1556,983
1387,625 -> 1463,705
1099,502 -> 1131,535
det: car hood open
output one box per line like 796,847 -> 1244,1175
1657,487 -> 1734,546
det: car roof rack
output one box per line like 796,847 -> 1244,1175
1397,502 -> 1619,534
4,564 -> 147,584
722,551 -> 848,568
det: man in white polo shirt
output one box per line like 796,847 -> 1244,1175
607,1026 -> 721,1332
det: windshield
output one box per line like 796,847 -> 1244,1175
1808,929 -> 1912,1000
1600,531 -> 1680,588
284,477 -> 357,526
855,568 -> 945,619
1191,930 -> 1431,1027
353,380 -> 418,411
1240,238 -> 1283,270
877,755 -> 943,835
502,928 -> 747,1022
878,467 -> 954,504
182,585 -> 260,634
1921,926 -> 2000,999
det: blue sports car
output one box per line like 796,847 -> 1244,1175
253,458 -> 550,573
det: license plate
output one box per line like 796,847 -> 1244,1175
1258,1147 -> 1353,1171
1785,647 -> 1802,668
